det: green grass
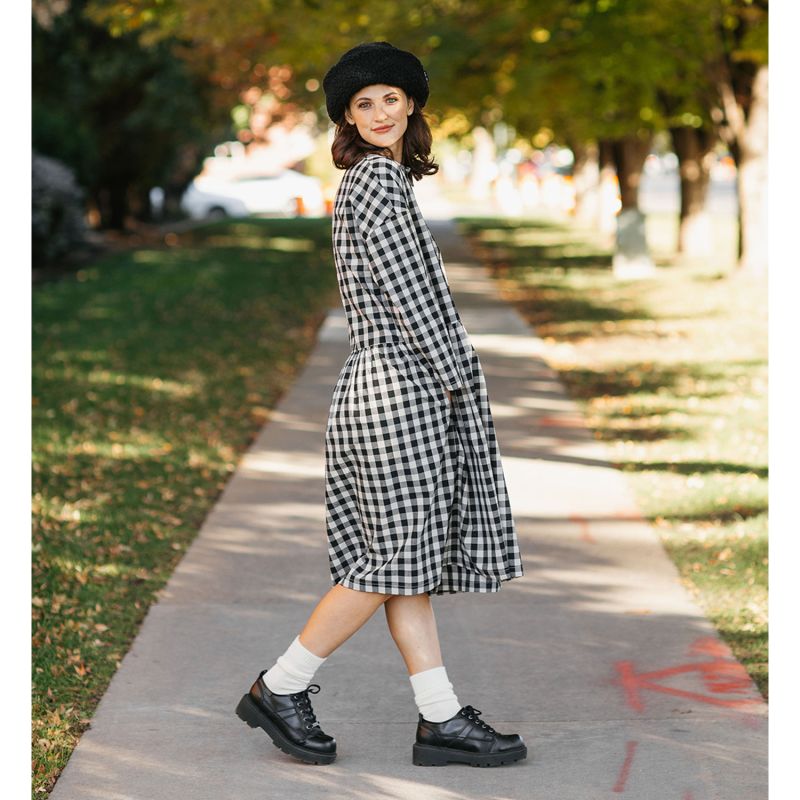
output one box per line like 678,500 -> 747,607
31,218 -> 337,795
459,215 -> 768,698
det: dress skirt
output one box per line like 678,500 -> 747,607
324,333 -> 524,595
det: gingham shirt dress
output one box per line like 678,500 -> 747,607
324,152 -> 524,595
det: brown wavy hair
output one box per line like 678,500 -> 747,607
330,90 -> 439,182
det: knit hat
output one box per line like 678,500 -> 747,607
322,41 -> 429,124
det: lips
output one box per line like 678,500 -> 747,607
372,125 -> 393,133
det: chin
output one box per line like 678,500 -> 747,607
365,140 -> 394,155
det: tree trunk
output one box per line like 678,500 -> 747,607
569,140 -> 601,227
163,186 -> 186,221
97,182 -> 129,230
611,134 -> 652,210
736,65 -> 768,273
109,184 -> 128,230
128,187 -> 153,222
610,133 -> 655,277
597,138 -> 618,237
670,125 -> 715,259
468,126 -> 497,203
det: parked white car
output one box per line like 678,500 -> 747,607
180,170 -> 326,220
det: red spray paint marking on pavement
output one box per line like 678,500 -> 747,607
615,637 -> 761,712
569,514 -> 597,543
612,740 -> 638,793
611,742 -> 700,797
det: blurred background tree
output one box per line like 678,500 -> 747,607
34,0 -> 767,271
33,0 -> 228,230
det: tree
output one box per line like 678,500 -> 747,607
704,0 -> 768,272
494,1 -> 667,273
33,0 -> 226,229
77,0 -> 767,269
485,0 -> 767,271
644,0 -> 768,268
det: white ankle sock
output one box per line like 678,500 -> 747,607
262,635 -> 327,695
409,665 -> 462,722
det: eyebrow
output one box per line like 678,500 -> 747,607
354,91 -> 399,102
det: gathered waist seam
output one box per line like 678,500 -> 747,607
350,321 -> 461,352
350,338 -> 407,351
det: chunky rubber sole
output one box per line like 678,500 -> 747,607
235,693 -> 336,765
412,741 -> 527,767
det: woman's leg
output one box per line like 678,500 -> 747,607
383,593 -> 462,722
298,584 -> 392,658
383,593 -> 444,674
260,584 -> 390,695
239,584 -> 389,764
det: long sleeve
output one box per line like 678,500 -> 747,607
349,159 -> 466,391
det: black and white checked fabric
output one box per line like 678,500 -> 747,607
324,153 -> 524,595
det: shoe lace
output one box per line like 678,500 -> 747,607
461,705 -> 498,735
290,683 -> 322,731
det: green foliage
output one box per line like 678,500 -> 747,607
32,153 -> 93,269
85,0 -> 400,103
33,0 -> 227,227
77,0 -> 769,167
81,0 -> 766,146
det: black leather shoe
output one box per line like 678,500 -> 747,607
413,704 -> 527,767
235,670 -> 336,765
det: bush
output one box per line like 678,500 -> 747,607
32,151 -> 92,270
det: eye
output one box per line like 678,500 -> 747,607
359,96 -> 398,108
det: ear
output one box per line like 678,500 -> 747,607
407,97 -> 414,115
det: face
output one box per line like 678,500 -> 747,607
344,84 -> 414,161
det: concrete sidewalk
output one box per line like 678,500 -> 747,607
50,220 -> 767,800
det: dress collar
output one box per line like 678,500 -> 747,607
364,152 -> 413,178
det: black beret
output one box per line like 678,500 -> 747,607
322,41 -> 429,124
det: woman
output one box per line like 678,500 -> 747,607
236,41 -> 526,768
